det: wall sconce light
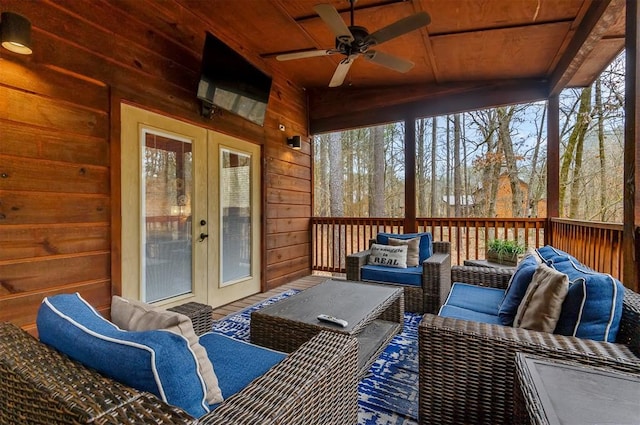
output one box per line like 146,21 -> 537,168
1,12 -> 33,55
287,135 -> 301,150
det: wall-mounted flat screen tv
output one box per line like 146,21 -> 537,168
197,32 -> 272,126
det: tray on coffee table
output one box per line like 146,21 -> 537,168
250,279 -> 404,377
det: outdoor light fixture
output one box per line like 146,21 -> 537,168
287,135 -> 301,150
1,12 -> 32,55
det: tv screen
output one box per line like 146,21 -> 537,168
197,32 -> 272,126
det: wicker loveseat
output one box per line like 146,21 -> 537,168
418,265 -> 640,425
346,233 -> 451,313
0,321 -> 358,424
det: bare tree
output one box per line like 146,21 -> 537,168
497,106 -> 524,217
453,114 -> 462,217
416,119 -> 427,216
370,125 -> 385,216
430,117 -> 438,216
595,77 -> 606,221
560,87 -> 591,217
526,106 -> 546,217
328,132 -> 344,217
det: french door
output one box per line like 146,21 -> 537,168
120,104 -> 260,308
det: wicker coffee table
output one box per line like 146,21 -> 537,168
250,279 -> 404,376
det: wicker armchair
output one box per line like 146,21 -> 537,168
0,322 -> 358,424
346,240 -> 451,313
418,265 -> 640,425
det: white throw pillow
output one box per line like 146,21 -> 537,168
368,243 -> 408,268
111,296 -> 223,404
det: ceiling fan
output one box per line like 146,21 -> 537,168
276,0 -> 430,87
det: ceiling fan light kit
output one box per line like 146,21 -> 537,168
276,1 -> 430,87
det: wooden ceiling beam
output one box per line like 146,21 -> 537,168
308,79 -> 548,133
548,0 -> 624,96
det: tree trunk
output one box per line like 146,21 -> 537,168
430,116 -> 438,216
453,114 -> 462,217
416,119 -> 427,216
596,77 -> 607,221
497,106 -> 524,217
462,114 -> 469,216
446,115 -> 451,216
560,87 -> 591,217
370,125 -> 385,217
328,132 -> 344,217
527,107 -> 545,217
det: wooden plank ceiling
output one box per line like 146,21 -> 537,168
121,0 -> 625,130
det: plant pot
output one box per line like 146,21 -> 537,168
487,249 -> 522,266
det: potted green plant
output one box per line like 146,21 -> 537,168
487,239 -> 525,266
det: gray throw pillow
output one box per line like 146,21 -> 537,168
513,264 -> 569,333
111,296 -> 223,404
388,237 -> 420,267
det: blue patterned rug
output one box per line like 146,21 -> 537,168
212,289 -> 420,425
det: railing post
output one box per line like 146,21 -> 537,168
624,0 -> 639,290
547,95 -> 560,247
404,117 -> 417,233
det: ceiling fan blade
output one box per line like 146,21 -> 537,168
329,56 -> 356,87
313,4 -> 354,43
364,50 -> 414,73
365,12 -> 431,46
276,49 -> 336,61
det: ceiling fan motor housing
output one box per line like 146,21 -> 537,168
336,26 -> 370,55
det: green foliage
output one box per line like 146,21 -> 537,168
487,239 -> 525,256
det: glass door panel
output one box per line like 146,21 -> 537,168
220,149 -> 252,286
142,131 -> 193,302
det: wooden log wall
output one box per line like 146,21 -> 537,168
0,0 -> 311,333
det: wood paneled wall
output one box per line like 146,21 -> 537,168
0,0 -> 311,332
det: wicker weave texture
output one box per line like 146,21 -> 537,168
1,322 -> 359,424
346,239 -> 451,314
0,323 -> 196,424
167,301 -> 213,336
250,282 -> 403,377
199,331 -> 359,425
450,265 -> 514,289
418,280 -> 640,425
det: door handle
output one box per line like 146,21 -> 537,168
198,233 -> 209,242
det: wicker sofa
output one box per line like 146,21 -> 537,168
0,321 -> 358,424
418,265 -> 640,425
346,236 -> 451,313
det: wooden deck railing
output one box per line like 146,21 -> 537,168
549,218 -> 623,280
310,216 -> 624,282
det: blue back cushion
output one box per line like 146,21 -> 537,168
36,293 -> 209,418
552,259 -> 624,342
537,245 -> 578,266
200,332 -> 285,404
517,246 -> 624,342
497,255 -> 539,326
377,232 -> 433,263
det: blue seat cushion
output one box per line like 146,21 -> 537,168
377,232 -> 433,263
443,282 -> 504,316
361,264 -> 423,287
200,333 -> 285,405
438,305 -> 503,325
498,255 -> 539,326
551,258 -> 624,342
36,293 -> 209,418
